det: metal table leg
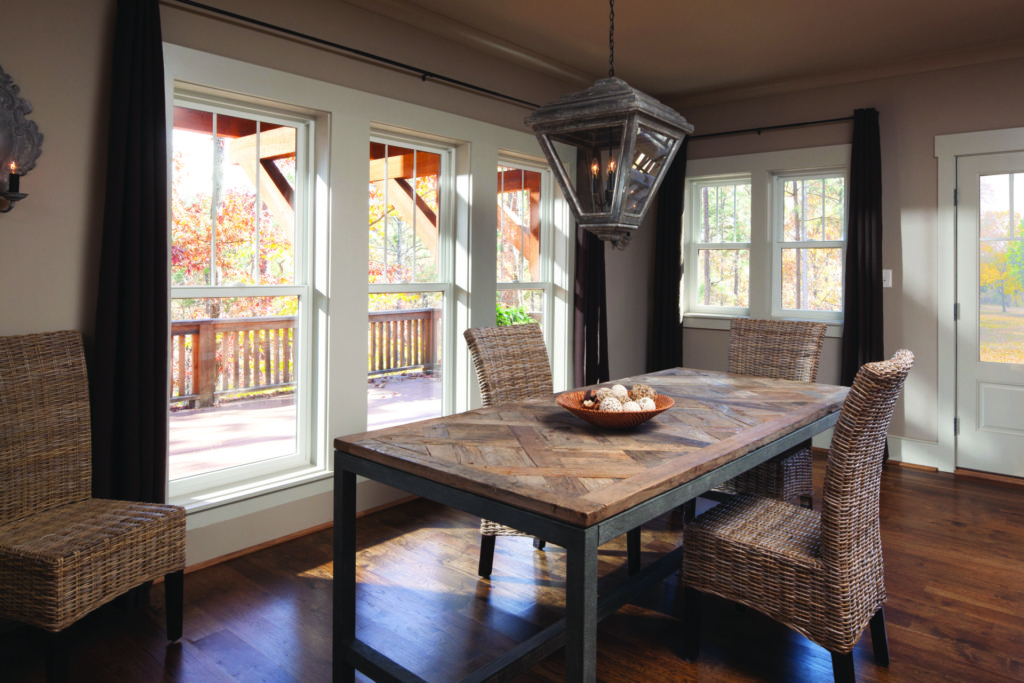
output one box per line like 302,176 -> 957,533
564,528 -> 600,681
334,469 -> 357,683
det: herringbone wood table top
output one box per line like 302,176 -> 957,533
335,368 -> 849,527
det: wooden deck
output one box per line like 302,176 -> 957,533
170,376 -> 441,479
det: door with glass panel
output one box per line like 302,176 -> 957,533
956,152 -> 1024,477
367,140 -> 450,430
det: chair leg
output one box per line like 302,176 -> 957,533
681,586 -> 701,662
478,534 -> 496,578
44,629 -> 69,683
830,651 -> 856,683
165,569 -> 184,641
626,527 -> 641,575
869,606 -> 890,666
532,537 -> 546,550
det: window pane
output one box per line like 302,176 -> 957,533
367,293 -> 443,430
497,289 -> 544,327
696,249 -> 749,307
979,173 -> 1024,363
781,248 -> 844,312
172,113 -> 214,287
782,176 -> 845,242
169,296 -> 298,479
980,173 -> 1024,240
697,182 -> 751,243
171,107 -> 296,288
369,143 -> 441,284
497,166 -> 543,284
979,238 -> 1024,363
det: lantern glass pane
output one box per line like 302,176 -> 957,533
546,123 -> 625,216
624,125 -> 675,216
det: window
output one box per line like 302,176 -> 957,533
169,90 -> 317,500
684,146 -> 850,326
496,157 -> 556,339
367,136 -> 453,430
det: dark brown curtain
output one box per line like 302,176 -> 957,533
840,108 -> 884,388
649,139 -> 688,371
90,0 -> 169,503
574,224 -> 611,387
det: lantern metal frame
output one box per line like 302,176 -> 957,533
525,76 -> 692,247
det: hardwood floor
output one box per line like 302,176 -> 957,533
3,459 -> 1023,682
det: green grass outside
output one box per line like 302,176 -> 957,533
979,305 -> 1024,364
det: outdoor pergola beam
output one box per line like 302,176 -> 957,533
497,170 -> 541,282
226,128 -> 297,234
374,178 -> 439,257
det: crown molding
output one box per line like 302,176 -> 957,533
343,0 -> 593,88
665,39 -> 1024,110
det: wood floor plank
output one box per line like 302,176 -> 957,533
2,458 -> 1023,681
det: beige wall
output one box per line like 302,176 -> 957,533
3,1 -> 115,340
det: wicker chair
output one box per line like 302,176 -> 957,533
716,318 -> 827,507
681,349 -> 913,683
464,323 -> 553,577
0,330 -> 186,682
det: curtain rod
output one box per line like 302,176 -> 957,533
689,115 -> 854,140
169,0 -> 541,110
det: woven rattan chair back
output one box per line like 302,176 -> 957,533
728,318 -> 827,383
0,331 -> 92,525
464,323 -> 552,407
820,349 -> 914,571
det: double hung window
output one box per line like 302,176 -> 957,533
169,90 -> 316,499
684,146 -> 850,326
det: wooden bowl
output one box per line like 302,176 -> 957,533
555,391 -> 674,429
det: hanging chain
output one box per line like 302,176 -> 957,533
608,0 -> 615,78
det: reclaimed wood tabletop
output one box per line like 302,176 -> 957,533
334,367 -> 849,528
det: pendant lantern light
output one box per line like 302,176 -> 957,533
525,0 -> 692,248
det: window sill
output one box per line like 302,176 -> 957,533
683,313 -> 844,338
170,465 -> 333,514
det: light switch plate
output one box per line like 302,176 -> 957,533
882,269 -> 893,288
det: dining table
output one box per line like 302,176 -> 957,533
332,366 -> 850,682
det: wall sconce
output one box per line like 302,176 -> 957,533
1,64 -> 44,213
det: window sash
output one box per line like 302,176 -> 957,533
169,88 -> 318,497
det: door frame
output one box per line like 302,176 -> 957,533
933,127 -> 1024,473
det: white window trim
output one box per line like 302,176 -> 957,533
683,145 -> 851,337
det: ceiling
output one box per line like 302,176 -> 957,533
352,0 -> 1024,105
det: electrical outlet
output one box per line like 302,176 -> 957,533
882,269 -> 893,288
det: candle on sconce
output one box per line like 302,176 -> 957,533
591,159 -> 600,198
7,162 -> 19,193
606,159 -> 616,193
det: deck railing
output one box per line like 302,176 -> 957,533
368,308 -> 439,377
171,316 -> 296,408
171,308 -> 439,408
